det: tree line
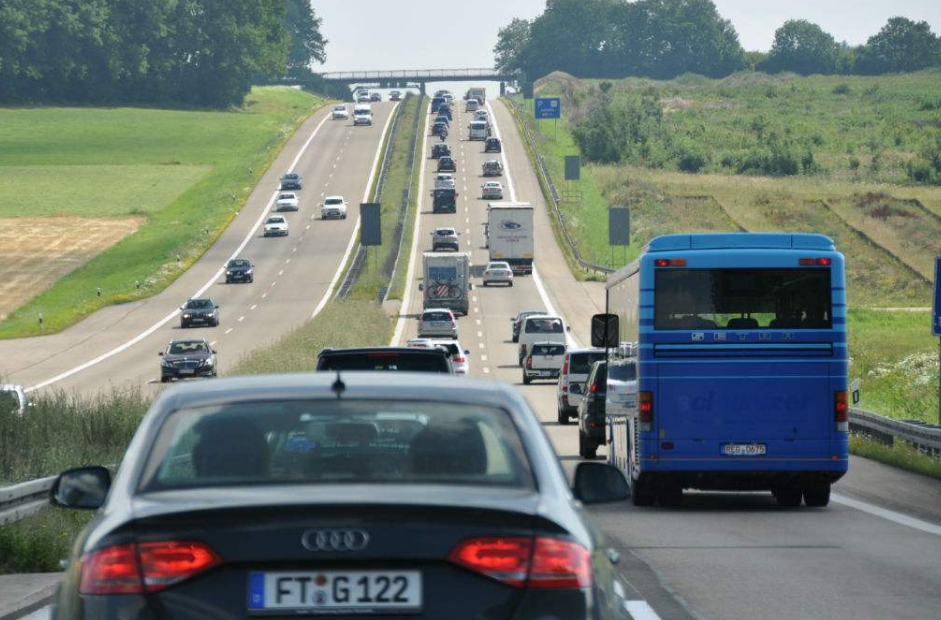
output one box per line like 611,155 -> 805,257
495,0 -> 941,81
0,0 -> 328,107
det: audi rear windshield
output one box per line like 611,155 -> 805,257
138,400 -> 533,491
654,268 -> 832,330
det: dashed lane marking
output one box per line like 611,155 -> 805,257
832,493 -> 941,538
278,269 -> 284,276
477,331 -> 483,338
483,367 -> 490,374
481,355 -> 488,362
624,601 -> 663,620
238,316 -> 245,322
261,293 -> 267,299
209,341 -> 217,347
478,342 -> 485,349
225,328 -> 234,335
250,305 -> 257,311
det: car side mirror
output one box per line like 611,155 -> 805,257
464,349 -> 471,355
573,462 -> 630,504
215,305 -> 221,309
566,326 -> 572,332
212,350 -> 218,354
468,283 -> 474,290
158,351 -> 164,356
50,466 -> 111,510
418,283 -> 424,291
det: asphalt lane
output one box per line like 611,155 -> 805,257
395,98 -> 941,620
0,102 -> 397,396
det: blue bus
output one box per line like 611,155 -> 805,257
606,233 -> 848,507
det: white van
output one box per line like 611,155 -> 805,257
518,315 -> 569,366
353,103 -> 372,126
465,99 -> 479,112
469,120 -> 488,141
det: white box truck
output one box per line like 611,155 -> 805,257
418,252 -> 472,315
487,202 -> 534,275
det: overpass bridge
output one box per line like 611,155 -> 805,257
317,68 -> 515,95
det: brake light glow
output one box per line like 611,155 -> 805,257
800,257 -> 832,266
80,541 -> 222,594
589,383 -> 598,393
835,390 -> 849,431
561,358 -> 569,376
448,537 -> 592,589
454,356 -> 466,363
653,258 -> 687,267
639,391 -> 653,431
525,356 -> 532,369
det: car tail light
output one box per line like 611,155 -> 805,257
835,390 -> 848,431
454,356 -> 466,363
561,358 -> 569,376
639,391 -> 653,431
589,382 -> 599,393
799,257 -> 832,266
525,356 -> 532,369
80,541 -> 222,594
448,537 -> 591,589
653,258 -> 687,267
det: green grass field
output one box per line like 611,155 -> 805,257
0,87 -> 327,338
509,70 -> 941,424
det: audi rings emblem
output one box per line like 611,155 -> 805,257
301,529 -> 370,552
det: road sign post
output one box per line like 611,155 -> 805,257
934,257 -> 941,423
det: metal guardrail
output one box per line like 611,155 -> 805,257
0,475 -> 55,526
504,98 -> 614,275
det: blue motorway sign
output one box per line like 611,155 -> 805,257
535,97 -> 561,119
934,257 -> 941,335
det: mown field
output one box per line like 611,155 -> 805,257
0,86 -> 327,338
508,69 -> 941,425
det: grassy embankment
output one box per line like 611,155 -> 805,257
0,87 -> 327,338
509,71 -> 941,473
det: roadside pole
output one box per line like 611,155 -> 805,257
934,257 -> 941,424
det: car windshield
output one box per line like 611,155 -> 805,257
279,193 -> 293,199
283,174 -> 298,180
570,352 -> 606,374
533,344 -> 566,356
517,311 -> 543,322
185,300 -> 212,309
228,260 -> 249,268
424,312 -> 452,322
267,217 -> 284,224
525,318 -> 563,333
139,400 -> 534,491
435,229 -> 455,236
325,198 -> 343,205
318,351 -> 449,373
334,105 -> 345,111
609,363 -> 637,382
168,341 -> 208,355
0,390 -> 21,415
433,343 -> 461,356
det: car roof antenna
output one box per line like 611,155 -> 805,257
331,371 -> 345,400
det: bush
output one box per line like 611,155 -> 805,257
676,143 -> 708,172
908,158 -> 939,184
849,156 -> 861,171
832,83 -> 852,95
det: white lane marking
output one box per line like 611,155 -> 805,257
225,328 -> 234,335
250,304 -> 257,311
306,224 -> 311,230
238,316 -> 245,322
472,296 -> 478,302
466,217 -> 470,223
477,331 -> 483,337
481,355 -> 488,362
313,102 -> 400,320
476,319 -> 481,325
474,307 -> 479,314
625,600 -> 663,620
488,101 -> 578,348
390,102 -> 432,345
271,281 -> 277,288
26,110 -> 333,393
209,341 -> 217,347
465,228 -> 470,234
478,342 -> 485,349
293,247 -> 297,252
261,293 -> 267,299
832,493 -> 941,538
278,269 -> 284,276
286,259 -> 291,264
483,367 -> 490,374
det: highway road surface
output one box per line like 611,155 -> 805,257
0,102 -> 398,397
392,98 -> 941,620
7,94 -> 941,620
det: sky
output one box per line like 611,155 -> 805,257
314,0 -> 941,72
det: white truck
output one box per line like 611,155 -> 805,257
487,202 -> 534,275
418,252 -> 472,315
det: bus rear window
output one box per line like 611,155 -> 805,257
654,268 -> 832,330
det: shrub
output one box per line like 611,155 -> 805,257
907,159 -> 938,184
676,142 -> 709,172
849,156 -> 861,171
832,83 -> 852,95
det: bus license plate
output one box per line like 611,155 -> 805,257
722,443 -> 767,456
248,571 -> 421,614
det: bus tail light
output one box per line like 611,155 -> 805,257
653,259 -> 687,267
639,391 -> 653,432
835,391 -> 848,432
800,258 -> 832,266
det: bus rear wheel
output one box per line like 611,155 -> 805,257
658,483 -> 683,507
631,478 -> 656,506
803,482 -> 831,507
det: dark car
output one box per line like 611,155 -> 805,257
370,92 -> 381,102
485,137 -> 502,153
482,160 -> 504,177
437,156 -> 456,172
316,347 -> 453,373
159,338 -> 217,382
180,298 -> 220,328
280,172 -> 302,190
432,121 -> 448,137
431,143 -> 451,159
431,188 -> 458,213
225,258 -> 254,284
578,360 -> 608,459
511,309 -> 545,343
48,373 -> 631,620
437,105 -> 452,120
435,114 -> 450,127
430,96 -> 446,113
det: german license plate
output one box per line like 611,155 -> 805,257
248,571 -> 421,614
179,369 -> 195,375
722,443 -> 767,456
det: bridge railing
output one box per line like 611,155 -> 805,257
319,69 -> 510,81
